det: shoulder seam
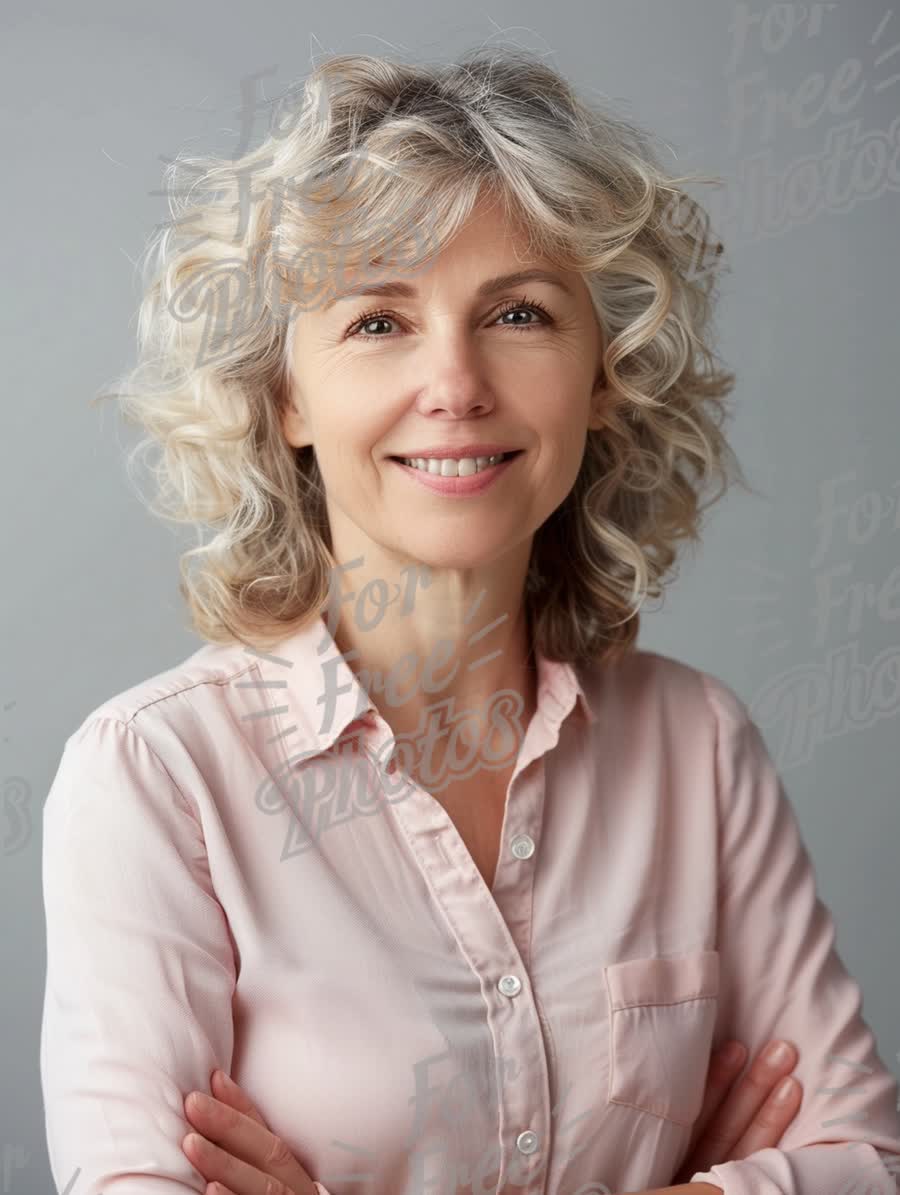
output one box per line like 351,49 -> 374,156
85,656 -> 259,730
74,714 -> 203,829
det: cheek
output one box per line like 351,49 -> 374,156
545,411 -> 591,465
313,438 -> 385,510
541,424 -> 591,498
313,401 -> 378,456
328,390 -> 395,450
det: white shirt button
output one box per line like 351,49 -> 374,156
511,834 -> 535,859
516,1130 -> 539,1154
497,974 -> 522,997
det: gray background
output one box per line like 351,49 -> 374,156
2,0 -> 899,1189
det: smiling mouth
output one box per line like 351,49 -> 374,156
389,450 -> 522,476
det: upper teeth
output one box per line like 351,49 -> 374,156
400,453 -> 508,476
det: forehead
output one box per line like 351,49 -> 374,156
284,195 -> 585,325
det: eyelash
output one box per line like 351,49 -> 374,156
343,294 -> 554,341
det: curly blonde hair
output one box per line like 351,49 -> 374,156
95,45 -> 757,664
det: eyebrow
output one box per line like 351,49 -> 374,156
321,267 -> 577,311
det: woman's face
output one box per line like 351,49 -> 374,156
282,196 -> 608,576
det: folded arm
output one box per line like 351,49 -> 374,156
40,716 -> 238,1195
684,674 -> 900,1195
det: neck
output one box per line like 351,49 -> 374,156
322,554 -> 538,755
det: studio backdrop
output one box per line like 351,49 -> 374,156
1,2 -> 899,1192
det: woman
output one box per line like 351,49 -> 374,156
40,47 -> 900,1195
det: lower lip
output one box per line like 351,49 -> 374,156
389,452 -> 522,495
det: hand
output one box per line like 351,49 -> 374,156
181,1042 -> 801,1195
182,1069 -> 319,1195
671,1038 -> 802,1185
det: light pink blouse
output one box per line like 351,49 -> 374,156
40,611 -> 900,1195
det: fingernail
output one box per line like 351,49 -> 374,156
767,1041 -> 792,1066
775,1076 -> 796,1103
215,1070 -> 236,1089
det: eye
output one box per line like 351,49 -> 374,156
343,294 -> 554,340
495,295 -> 553,331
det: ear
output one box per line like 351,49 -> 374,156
587,365 -> 611,431
280,385 -> 313,450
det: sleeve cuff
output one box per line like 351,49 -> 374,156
690,1141 -> 899,1195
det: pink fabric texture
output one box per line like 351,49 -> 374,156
40,612 -> 900,1195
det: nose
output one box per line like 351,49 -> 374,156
416,389 -> 495,418
412,339 -> 497,419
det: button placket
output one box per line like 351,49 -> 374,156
496,969 -> 548,1184
490,767 -> 550,1190
383,722 -> 553,1195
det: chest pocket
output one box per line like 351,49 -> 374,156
605,949 -> 720,1126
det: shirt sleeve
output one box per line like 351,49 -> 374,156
39,715 -> 240,1195
686,674 -> 900,1195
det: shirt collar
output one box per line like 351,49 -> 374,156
258,609 -> 598,754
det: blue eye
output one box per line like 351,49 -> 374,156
344,294 -> 554,340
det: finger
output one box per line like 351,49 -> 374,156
183,1127 -> 316,1195
673,1076 -> 802,1185
209,1071 -> 269,1129
730,1074 -> 804,1160
672,1041 -> 749,1182
183,1130 -> 275,1195
690,1041 -> 748,1145
682,1040 -> 799,1176
182,1093 -> 315,1195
